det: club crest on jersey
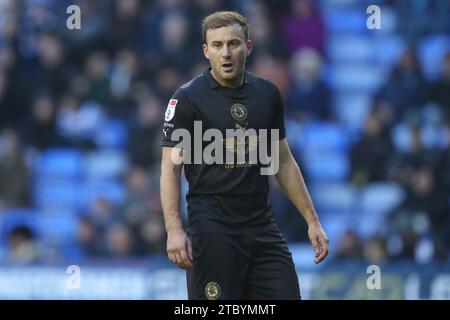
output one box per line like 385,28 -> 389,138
205,281 -> 221,300
165,99 -> 178,121
230,103 -> 247,122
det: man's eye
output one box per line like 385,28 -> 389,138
212,43 -> 220,48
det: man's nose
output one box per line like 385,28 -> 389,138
222,45 -> 231,59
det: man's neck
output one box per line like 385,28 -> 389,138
210,69 -> 244,88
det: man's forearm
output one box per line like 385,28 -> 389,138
275,158 -> 320,226
160,166 -> 184,233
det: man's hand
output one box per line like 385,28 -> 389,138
308,222 -> 329,264
167,228 -> 193,269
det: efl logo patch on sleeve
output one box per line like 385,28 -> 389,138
165,99 -> 178,121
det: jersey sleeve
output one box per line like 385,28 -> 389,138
271,86 -> 287,140
161,88 -> 195,147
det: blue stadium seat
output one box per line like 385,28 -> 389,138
311,182 -> 356,213
418,35 -> 450,81
38,214 -> 78,246
328,35 -> 375,63
358,183 -> 405,216
333,93 -> 372,130
84,150 -> 129,179
324,9 -> 367,34
33,180 -> 80,212
374,35 -> 406,68
391,123 -> 412,152
95,119 -> 129,149
0,208 -> 41,244
35,148 -> 84,180
329,64 -> 387,92
353,213 -> 385,239
303,150 -> 349,182
79,179 -> 127,209
302,122 -> 349,151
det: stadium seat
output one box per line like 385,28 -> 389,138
0,208 -> 41,244
84,150 -> 129,179
34,148 -> 84,180
333,93 -> 372,130
33,180 -> 80,212
358,182 -> 405,216
329,64 -> 387,92
353,213 -> 385,239
418,35 -> 450,81
310,182 -> 356,213
324,9 -> 367,34
391,123 -> 412,152
38,214 -> 78,246
328,35 -> 375,63
95,119 -> 129,149
79,179 -> 127,210
299,122 -> 351,153
303,150 -> 349,182
374,35 -> 406,68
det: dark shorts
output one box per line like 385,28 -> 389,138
186,230 -> 301,300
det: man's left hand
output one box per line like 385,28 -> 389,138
308,222 -> 329,264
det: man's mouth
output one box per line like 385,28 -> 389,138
222,62 -> 233,71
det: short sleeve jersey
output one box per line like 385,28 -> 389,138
161,68 -> 286,234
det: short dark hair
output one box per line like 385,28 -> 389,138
202,11 -> 249,43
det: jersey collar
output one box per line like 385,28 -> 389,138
204,68 -> 251,89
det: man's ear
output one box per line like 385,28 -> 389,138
203,43 -> 209,60
246,40 -> 253,57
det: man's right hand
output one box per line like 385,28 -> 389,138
166,228 -> 193,270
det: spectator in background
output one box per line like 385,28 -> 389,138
377,49 -> 428,121
429,52 -> 450,122
20,92 -> 65,150
7,226 -> 38,264
106,0 -> 143,52
145,9 -> 195,72
281,0 -> 325,56
285,48 -> 331,122
334,230 -> 363,261
56,92 -> 104,150
153,65 -> 185,101
388,166 -> 448,246
76,215 -> 102,258
27,31 -> 69,98
82,51 -> 112,109
243,0 -> 283,58
0,129 -> 29,210
250,54 -> 289,97
363,236 -> 389,265
388,125 -> 439,186
350,111 -> 394,186
395,0 -> 449,43
109,49 -> 140,118
0,45 -> 28,130
104,223 -> 135,258
128,95 -> 162,169
123,166 -> 165,254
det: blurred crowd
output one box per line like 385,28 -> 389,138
0,0 -> 449,266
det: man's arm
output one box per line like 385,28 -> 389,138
274,138 -> 329,264
160,146 -> 192,269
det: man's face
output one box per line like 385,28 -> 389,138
203,24 -> 252,87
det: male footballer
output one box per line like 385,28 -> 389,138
160,11 -> 328,300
